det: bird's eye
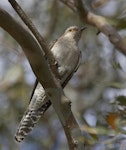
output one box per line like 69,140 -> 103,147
69,29 -> 73,32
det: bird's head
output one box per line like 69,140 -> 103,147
64,26 -> 87,42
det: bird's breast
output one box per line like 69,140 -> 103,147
51,39 -> 78,64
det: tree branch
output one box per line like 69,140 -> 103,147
86,13 -> 126,55
63,0 -> 126,55
0,8 -> 55,89
60,0 -> 75,12
8,0 -> 59,78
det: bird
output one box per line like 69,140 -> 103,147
15,26 -> 87,142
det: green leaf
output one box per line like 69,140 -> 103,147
116,95 -> 126,106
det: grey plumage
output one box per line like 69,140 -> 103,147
15,26 -> 86,142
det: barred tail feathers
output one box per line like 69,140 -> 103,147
15,100 -> 51,142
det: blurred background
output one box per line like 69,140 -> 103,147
0,0 -> 126,149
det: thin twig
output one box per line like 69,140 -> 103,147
8,0 -> 59,78
45,0 -> 58,40
60,0 -> 76,11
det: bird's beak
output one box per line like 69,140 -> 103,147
80,26 -> 87,32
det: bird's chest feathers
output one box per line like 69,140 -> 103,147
51,38 -> 78,62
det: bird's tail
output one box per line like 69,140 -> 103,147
15,100 -> 51,142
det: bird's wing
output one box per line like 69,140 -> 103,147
62,50 -> 81,88
49,39 -> 58,49
29,39 -> 58,102
30,43 -> 81,101
29,79 -> 38,102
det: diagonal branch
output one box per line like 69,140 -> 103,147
0,8 -> 55,89
63,0 -> 126,55
8,0 -> 59,78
